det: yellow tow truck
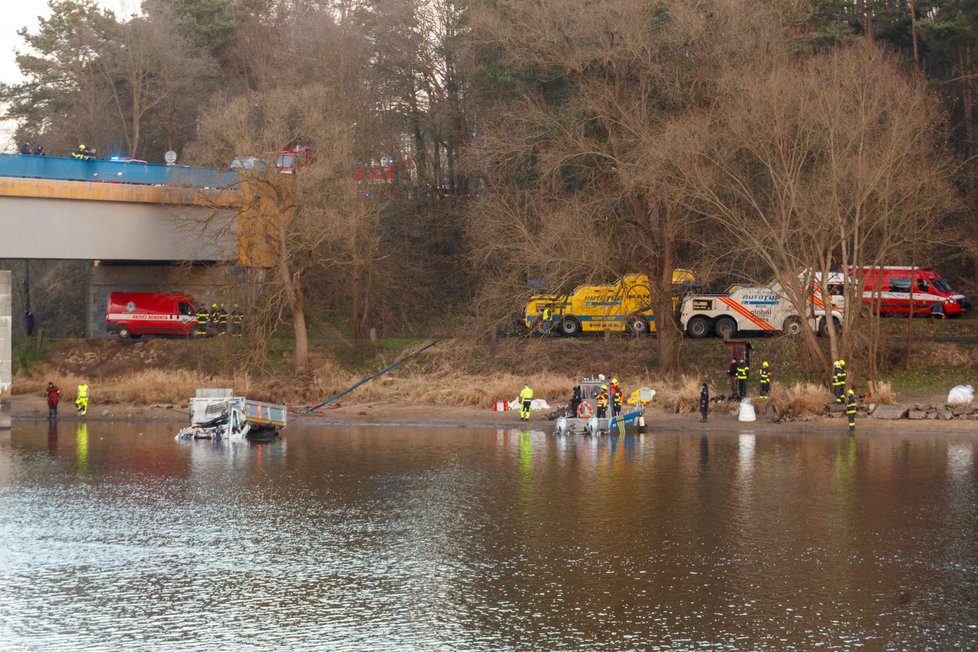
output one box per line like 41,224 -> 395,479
523,270 -> 695,336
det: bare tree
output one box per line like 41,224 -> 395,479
466,0 -> 764,372
687,41 -> 958,384
194,85 -> 386,375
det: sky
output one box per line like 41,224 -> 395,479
0,0 -> 131,148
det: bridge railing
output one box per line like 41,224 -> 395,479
0,153 -> 239,189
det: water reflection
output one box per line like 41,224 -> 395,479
0,422 -> 977,650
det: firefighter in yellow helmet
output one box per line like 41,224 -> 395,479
832,359 -> 847,403
846,388 -> 857,434
595,384 -> 610,419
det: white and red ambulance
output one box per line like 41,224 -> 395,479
850,267 -> 968,317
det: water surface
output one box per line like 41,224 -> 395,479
1,421 -> 977,650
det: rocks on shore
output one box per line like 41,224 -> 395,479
871,403 -> 978,421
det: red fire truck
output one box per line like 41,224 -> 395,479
105,292 -> 199,339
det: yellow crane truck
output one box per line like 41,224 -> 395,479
523,271 -> 695,336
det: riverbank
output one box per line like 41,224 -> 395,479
9,394 -> 978,435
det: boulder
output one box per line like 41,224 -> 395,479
908,410 -> 928,420
872,404 -> 909,420
939,409 -> 955,421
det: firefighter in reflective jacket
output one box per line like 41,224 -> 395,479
595,385 -> 609,418
736,358 -> 749,398
195,305 -> 210,336
759,361 -> 772,398
832,359 -> 847,403
846,389 -> 857,433
230,304 -> 244,336
518,384 -> 534,421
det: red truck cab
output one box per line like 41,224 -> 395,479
851,267 -> 968,317
106,292 -> 198,339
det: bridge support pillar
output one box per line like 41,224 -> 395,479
87,263 -> 262,339
0,271 -> 11,428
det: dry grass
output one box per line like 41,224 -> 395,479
767,382 -> 832,419
868,380 -> 895,404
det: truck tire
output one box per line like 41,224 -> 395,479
782,316 -> 802,337
714,316 -> 737,340
558,317 -> 581,337
118,327 -> 131,340
817,316 -> 841,337
686,316 -> 711,339
626,314 -> 650,335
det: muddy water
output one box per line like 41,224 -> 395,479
1,421 -> 977,650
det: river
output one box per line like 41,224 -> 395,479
1,421 -> 977,650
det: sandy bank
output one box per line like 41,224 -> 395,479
7,394 -> 978,435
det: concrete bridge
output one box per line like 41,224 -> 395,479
0,154 -> 241,261
0,154 -> 283,339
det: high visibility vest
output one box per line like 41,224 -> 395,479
196,310 -> 209,324
596,392 -> 608,407
77,384 -> 89,399
736,364 -> 749,380
519,387 -> 533,401
542,308 -> 552,321
760,368 -> 771,382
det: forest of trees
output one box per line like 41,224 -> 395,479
2,0 -> 976,377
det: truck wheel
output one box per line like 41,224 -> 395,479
626,315 -> 650,335
558,317 -> 581,337
715,316 -> 737,340
686,316 -> 711,339
118,327 -> 131,340
782,316 -> 802,337
817,316 -> 841,337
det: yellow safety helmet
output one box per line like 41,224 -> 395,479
601,384 -> 608,390
612,378 -> 618,384
762,361 -> 769,367
847,388 -> 855,394
839,359 -> 846,366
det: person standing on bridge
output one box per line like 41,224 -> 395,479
19,142 -> 31,155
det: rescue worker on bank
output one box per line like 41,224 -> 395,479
595,384 -> 609,418
727,358 -> 739,395
230,304 -> 244,336
540,305 -> 554,334
46,381 -> 61,419
736,358 -> 749,399
759,361 -> 772,398
208,303 -> 219,336
195,304 -> 210,337
699,383 -> 709,422
518,384 -> 534,422
846,388 -> 857,433
832,359 -> 847,403
75,382 -> 89,417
